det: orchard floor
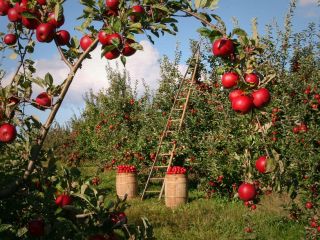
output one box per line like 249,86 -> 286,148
80,166 -> 306,240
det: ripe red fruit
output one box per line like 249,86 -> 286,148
106,0 -> 119,10
55,194 -> 72,207
212,38 -> 234,57
238,183 -> 256,201
305,202 -> 313,209
47,12 -> 64,28
104,49 -> 120,60
80,35 -> 93,51
229,89 -> 244,102
0,0 -> 10,16
35,92 -> 52,107
0,123 -> 17,143
245,73 -> 259,87
22,14 -> 41,29
122,39 -> 136,56
221,72 -> 239,89
255,155 -> 267,173
244,227 -> 253,233
3,34 -> 17,45
107,33 -> 122,46
7,7 -> 21,22
231,95 -> 253,113
251,204 -> 257,210
299,123 -> 308,132
37,0 -> 46,5
310,221 -> 318,228
28,219 -> 45,237
317,226 -> 320,233
252,88 -> 270,108
36,23 -> 55,42
130,5 -> 145,22
55,30 -> 70,46
293,126 -> 300,134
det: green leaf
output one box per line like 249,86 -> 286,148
21,12 -> 38,19
232,28 -> 248,38
100,45 -> 116,58
44,73 -> 54,86
120,55 -> 126,66
54,3 -> 64,22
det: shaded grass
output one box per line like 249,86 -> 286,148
79,167 -> 306,240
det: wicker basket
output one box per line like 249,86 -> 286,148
165,174 -> 188,208
116,172 -> 138,200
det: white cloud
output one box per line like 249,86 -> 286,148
33,40 -> 161,107
299,0 -> 317,6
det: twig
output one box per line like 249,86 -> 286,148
180,9 -> 222,33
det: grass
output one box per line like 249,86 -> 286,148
79,166 -> 306,240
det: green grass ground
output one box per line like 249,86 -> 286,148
80,166 -> 306,240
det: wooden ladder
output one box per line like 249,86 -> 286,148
141,48 -> 201,200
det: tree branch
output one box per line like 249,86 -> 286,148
0,38 -> 99,199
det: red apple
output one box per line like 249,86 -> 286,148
252,88 -> 270,108
3,34 -> 17,45
22,16 -> 40,29
0,0 -> 10,16
106,0 -> 119,10
221,72 -> 239,89
293,126 -> 300,134
255,155 -> 267,173
80,35 -> 93,51
104,49 -> 120,60
305,202 -> 313,209
122,39 -> 136,56
0,123 -> 17,143
98,31 -> 109,45
232,95 -> 253,113
55,30 -> 70,46
299,123 -> 308,132
7,7 -> 21,22
130,5 -> 145,22
229,89 -> 244,102
28,219 -> 45,237
36,23 -> 55,43
212,38 -> 234,57
47,12 -> 64,28
35,92 -> 52,107
106,9 -> 118,16
55,194 -> 72,207
37,0 -> 46,5
22,11 -> 41,29
310,221 -> 318,228
245,73 -> 259,87
238,183 -> 256,201
106,33 -> 122,46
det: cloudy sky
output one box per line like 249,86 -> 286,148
1,0 -> 319,124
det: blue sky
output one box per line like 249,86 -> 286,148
1,0 -> 319,124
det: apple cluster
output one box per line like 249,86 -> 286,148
212,38 -> 271,114
166,166 -> 187,174
293,122 -> 308,134
117,165 -> 137,173
79,0 -> 144,60
0,0 -> 71,45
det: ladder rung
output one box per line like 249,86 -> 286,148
159,153 -> 171,156
146,190 -> 161,193
150,177 -> 165,181
173,108 -> 183,111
